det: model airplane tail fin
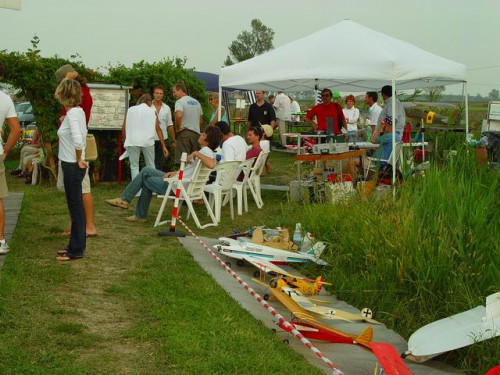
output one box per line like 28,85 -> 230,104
355,327 -> 373,347
314,276 -> 325,293
306,241 -> 326,258
485,292 -> 500,320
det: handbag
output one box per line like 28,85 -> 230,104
85,133 -> 98,161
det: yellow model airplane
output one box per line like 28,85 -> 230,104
271,278 -> 380,324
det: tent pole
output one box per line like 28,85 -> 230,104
218,84 -> 223,121
464,82 -> 469,139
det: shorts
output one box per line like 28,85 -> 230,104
57,160 -> 91,194
0,155 -> 8,199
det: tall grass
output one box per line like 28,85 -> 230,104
281,147 -> 499,373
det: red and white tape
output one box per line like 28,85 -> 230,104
177,218 -> 344,375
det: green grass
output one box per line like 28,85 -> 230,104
0,161 -> 321,375
0,148 -> 498,374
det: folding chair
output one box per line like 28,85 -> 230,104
154,161 -> 217,229
364,142 -> 403,179
231,158 -> 256,216
247,151 -> 270,208
204,161 -> 240,222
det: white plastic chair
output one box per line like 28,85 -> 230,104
247,151 -> 270,208
204,161 -> 240,222
154,161 -> 217,229
364,142 -> 403,179
230,158 -> 256,216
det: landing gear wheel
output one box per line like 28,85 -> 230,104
236,259 -> 245,267
253,270 -> 260,278
263,293 -> 270,301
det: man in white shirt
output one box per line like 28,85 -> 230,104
122,94 -> 167,181
0,61 -> 21,254
365,91 -> 382,135
172,83 -> 203,165
289,95 -> 301,124
273,90 -> 292,146
214,121 -> 247,162
152,85 -> 175,169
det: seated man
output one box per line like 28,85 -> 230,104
105,126 -> 222,222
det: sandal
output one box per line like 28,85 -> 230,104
57,249 -> 68,255
56,255 -> 83,262
105,198 -> 129,209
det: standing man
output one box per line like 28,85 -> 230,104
289,95 -> 301,124
371,85 -> 406,159
365,91 -> 382,135
304,88 -> 346,140
172,83 -> 202,165
55,64 -> 97,237
247,90 -> 276,131
152,85 -> 174,169
273,90 -> 292,146
0,61 -> 21,254
122,94 -> 167,180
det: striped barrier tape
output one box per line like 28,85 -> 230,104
177,218 -> 344,375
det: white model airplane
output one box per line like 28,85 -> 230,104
214,236 -> 328,271
403,292 -> 500,362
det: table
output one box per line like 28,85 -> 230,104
284,133 -> 330,154
295,149 -> 366,181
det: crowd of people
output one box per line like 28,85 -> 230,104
1,55 -> 403,262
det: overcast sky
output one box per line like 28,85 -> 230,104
1,0 -> 499,95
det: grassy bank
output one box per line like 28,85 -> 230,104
283,147 -> 499,373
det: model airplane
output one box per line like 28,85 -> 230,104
250,259 -> 331,295
274,279 -> 380,324
403,292 -> 500,362
269,282 -> 412,375
214,236 -> 328,269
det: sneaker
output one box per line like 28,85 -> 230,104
0,241 -> 9,255
124,215 -> 147,223
105,198 -> 129,209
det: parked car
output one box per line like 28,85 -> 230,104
14,101 -> 35,126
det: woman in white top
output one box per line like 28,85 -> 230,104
55,79 -> 88,261
343,94 -> 360,143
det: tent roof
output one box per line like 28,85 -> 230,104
220,20 -> 467,92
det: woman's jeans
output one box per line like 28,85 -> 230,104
61,161 -> 86,258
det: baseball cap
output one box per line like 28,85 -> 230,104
261,124 -> 274,138
55,64 -> 76,83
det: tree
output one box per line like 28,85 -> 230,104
488,89 -> 499,100
423,86 -> 446,102
224,19 -> 274,66
0,36 -> 94,176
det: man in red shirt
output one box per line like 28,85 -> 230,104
304,88 -> 346,137
55,64 -> 97,237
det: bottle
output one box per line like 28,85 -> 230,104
293,223 -> 303,248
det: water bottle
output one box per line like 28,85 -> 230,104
366,125 -> 372,143
293,223 -> 303,248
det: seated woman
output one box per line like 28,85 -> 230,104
11,127 -> 41,177
105,126 -> 222,222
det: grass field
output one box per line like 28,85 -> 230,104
0,147 -> 498,374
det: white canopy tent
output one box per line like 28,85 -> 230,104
219,20 -> 469,182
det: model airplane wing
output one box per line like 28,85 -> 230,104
281,286 -> 381,324
405,292 -> 500,362
370,343 -> 413,375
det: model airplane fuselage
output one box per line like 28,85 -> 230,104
214,237 -> 328,266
